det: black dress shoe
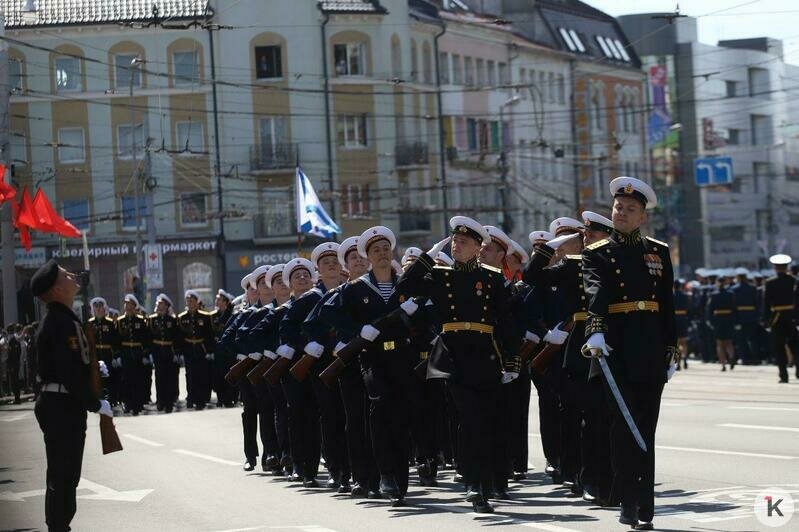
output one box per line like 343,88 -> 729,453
326,476 -> 340,490
637,522 -> 653,530
493,489 -> 512,500
513,471 -> 527,481
303,477 -> 319,488
264,455 -> 279,470
289,472 -> 302,482
338,479 -> 352,493
780,378 -> 789,383
465,489 -> 482,503
472,499 -> 494,513
453,473 -> 464,483
243,461 -> 255,472
545,463 -> 555,475
350,483 -> 366,497
391,497 -> 407,507
367,489 -> 382,499
164,407 -> 173,414
619,505 -> 638,527
582,485 -> 598,503
379,475 -> 400,499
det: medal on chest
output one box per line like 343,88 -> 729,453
644,254 -> 663,277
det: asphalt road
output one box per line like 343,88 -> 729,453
2,362 -> 798,531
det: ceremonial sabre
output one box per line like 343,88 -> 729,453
598,355 -> 647,452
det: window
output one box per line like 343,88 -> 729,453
58,127 -> 85,163
559,28 -> 577,52
727,128 -> 741,145
464,56 -> 474,86
258,116 -> 287,158
422,44 -> 432,84
605,39 -> 623,60
711,225 -> 746,241
410,40 -> 418,82
476,58 -> 485,86
452,54 -> 462,84
121,196 -> 148,229
334,43 -> 365,76
62,199 -> 89,231
539,71 -> 548,102
260,187 -> 294,236
724,80 -> 738,98
173,50 -> 199,86
439,52 -> 450,84
596,36 -> 613,58
182,262 -> 213,307
486,60 -> 496,86
336,114 -> 368,147
175,121 -> 205,155
9,58 -> 23,92
341,183 -> 370,217
590,84 -> 603,131
466,118 -> 477,151
115,54 -> 141,89
614,39 -> 631,61
519,68 -> 526,98
748,67 -> 770,97
180,193 -> 207,226
117,124 -> 144,159
55,56 -> 81,92
750,114 -> 773,145
557,74 -> 565,104
498,62 -> 508,84
753,162 -> 773,193
255,45 -> 282,79
569,30 -> 586,53
10,131 -> 27,165
629,90 -> 639,133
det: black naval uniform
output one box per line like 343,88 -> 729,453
148,312 -> 179,412
88,315 -> 121,405
507,280 -> 532,478
116,312 -> 152,415
582,229 -> 677,524
211,306 -> 236,407
333,271 -> 417,499
731,280 -> 758,365
764,271 -> 796,382
35,301 -> 102,532
177,309 -> 215,409
707,285 -> 736,343
397,253 -> 519,504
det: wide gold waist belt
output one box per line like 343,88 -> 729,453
95,343 -> 113,349
185,338 -> 205,344
572,312 -> 588,322
713,309 -> 732,315
121,341 -> 142,347
608,301 -> 659,314
771,305 -> 793,312
674,310 -> 688,316
737,306 -> 755,311
153,340 -> 173,346
441,322 -> 494,334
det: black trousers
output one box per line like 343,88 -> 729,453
213,357 -> 236,405
773,328 -> 792,381
734,322 -> 758,364
238,379 -> 260,463
310,372 -> 350,481
8,364 -> 21,401
282,375 -> 320,479
507,365 -> 531,473
580,378 -> 612,500
531,371 -> 561,469
603,376 -> 664,522
339,363 -> 378,490
35,393 -> 87,532
559,374 -> 583,484
121,352 -> 146,413
266,381 -> 290,462
185,352 -> 211,408
254,380 -> 280,459
448,381 -> 502,491
407,369 -> 439,464
362,354 -> 412,497
153,349 -> 178,410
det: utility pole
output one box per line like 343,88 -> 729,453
144,137 -> 157,305
1,26 -> 18,324
129,58 -> 144,301
498,95 -> 520,235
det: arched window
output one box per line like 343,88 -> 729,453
421,42 -> 432,84
183,262 -> 213,308
590,82 -> 604,131
410,39 -> 418,82
391,35 -> 402,79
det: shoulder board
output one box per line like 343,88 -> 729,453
645,236 -> 669,248
586,238 -> 610,251
479,263 -> 502,274
88,317 -> 96,323
199,309 -> 214,316
178,311 -> 188,318
565,254 -> 582,261
433,265 -> 453,270
117,315 -> 127,321
148,313 -> 158,319
350,277 -> 363,284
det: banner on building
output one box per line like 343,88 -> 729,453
143,244 -> 164,290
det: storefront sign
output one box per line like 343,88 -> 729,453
50,239 -> 217,260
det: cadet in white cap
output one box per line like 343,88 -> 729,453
435,251 -> 454,266
764,254 -> 795,382
211,288 -> 237,408
88,295 -> 122,408
401,247 -> 423,269
117,293 -> 151,415
549,217 -> 584,237
480,226 -> 511,272
581,176 -> 674,528
505,239 -> 528,280
149,289 -> 180,413
581,211 -> 614,245
529,230 -> 555,246
177,286 -> 215,410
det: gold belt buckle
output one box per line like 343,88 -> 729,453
637,301 -> 646,310
419,351 -> 429,360
383,341 -> 395,351
464,322 -> 472,330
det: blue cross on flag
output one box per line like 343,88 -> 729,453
295,166 -> 341,238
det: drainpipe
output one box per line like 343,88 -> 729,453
433,23 -> 448,233
207,25 -> 226,284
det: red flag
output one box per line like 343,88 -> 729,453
15,187 -> 38,229
33,188 -> 81,238
19,224 -> 31,251
0,164 -> 15,204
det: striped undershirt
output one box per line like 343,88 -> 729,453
377,282 -> 394,302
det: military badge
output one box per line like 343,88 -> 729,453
363,297 -> 369,304
644,254 -> 663,277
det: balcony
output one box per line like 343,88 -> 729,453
395,141 -> 429,167
250,142 -> 296,172
399,210 -> 432,234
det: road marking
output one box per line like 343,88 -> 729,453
212,528 -> 264,532
0,488 -> 45,502
728,406 -> 799,412
718,423 -> 799,433
0,412 -> 31,422
173,449 -> 239,466
426,503 -> 580,531
122,434 -> 164,447
657,445 -> 797,460
1,478 -> 152,503
520,523 -> 582,532
692,485 -> 745,492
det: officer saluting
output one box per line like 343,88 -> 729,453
32,260 -> 114,532
581,177 -> 677,530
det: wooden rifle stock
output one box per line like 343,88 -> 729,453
263,356 -> 292,385
319,358 -> 346,388
519,339 -> 540,365
289,354 -> 317,383
246,357 -> 274,385
225,357 -> 258,385
530,320 -> 575,375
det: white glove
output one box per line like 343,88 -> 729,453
333,342 -> 347,355
501,371 -> 519,384
546,232 -> 580,250
583,332 -> 610,358
360,324 -> 380,342
734,324 -> 742,331
427,237 -> 451,257
400,299 -> 419,316
544,324 -> 569,345
98,399 -> 113,418
113,357 -> 122,368
173,355 -> 181,364
205,353 -> 214,361
248,352 -> 263,361
236,354 -> 246,361
524,331 -> 541,344
264,350 -> 278,360
98,361 -> 109,378
276,344 -> 295,360
304,341 -> 324,359
142,356 -> 150,365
